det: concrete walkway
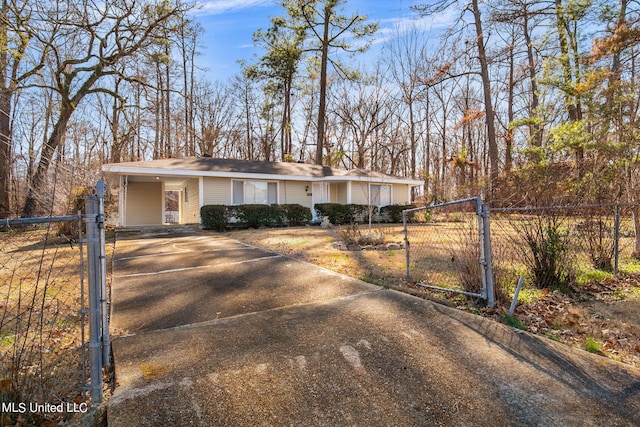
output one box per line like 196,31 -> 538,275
108,230 -> 640,426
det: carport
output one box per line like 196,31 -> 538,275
113,175 -> 200,227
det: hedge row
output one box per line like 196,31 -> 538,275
201,204 -> 312,231
201,203 -> 419,231
314,203 -> 418,225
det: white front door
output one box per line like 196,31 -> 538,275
312,183 -> 330,220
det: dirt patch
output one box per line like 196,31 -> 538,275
226,226 -> 640,370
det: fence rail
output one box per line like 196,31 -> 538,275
0,182 -> 108,424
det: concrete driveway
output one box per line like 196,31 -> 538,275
108,230 -> 640,426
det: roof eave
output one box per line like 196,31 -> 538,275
101,164 -> 423,185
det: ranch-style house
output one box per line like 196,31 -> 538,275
101,157 -> 424,227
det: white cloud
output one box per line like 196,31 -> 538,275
197,0 -> 273,16
371,7 -> 461,46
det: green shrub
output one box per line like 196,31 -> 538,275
282,204 -> 312,225
314,203 -> 350,224
585,337 -> 601,353
503,315 -> 527,330
379,204 -> 417,223
314,203 -> 369,225
349,204 -> 370,223
201,205 -> 228,231
234,204 -> 286,228
201,204 -> 312,229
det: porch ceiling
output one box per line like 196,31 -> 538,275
124,174 -> 192,187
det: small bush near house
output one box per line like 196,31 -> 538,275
233,204 -> 286,228
314,203 -> 370,225
201,204 -> 312,230
379,204 -> 417,223
282,204 -> 313,225
201,205 -> 228,231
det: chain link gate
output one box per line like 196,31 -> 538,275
402,197 -> 495,308
0,181 -> 109,423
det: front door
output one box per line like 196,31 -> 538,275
312,183 -> 330,221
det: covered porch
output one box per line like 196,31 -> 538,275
113,175 -> 201,227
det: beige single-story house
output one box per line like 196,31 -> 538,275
101,157 -> 424,227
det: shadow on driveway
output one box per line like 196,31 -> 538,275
108,231 -> 640,426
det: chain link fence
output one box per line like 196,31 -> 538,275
403,197 -> 495,307
0,183 -> 108,424
489,204 -> 640,293
402,198 -> 640,307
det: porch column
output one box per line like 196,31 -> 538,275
199,177 -> 204,223
120,175 -> 127,227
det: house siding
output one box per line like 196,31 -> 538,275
281,181 -> 312,207
181,178 -> 200,224
203,177 -> 231,205
202,178 -> 314,209
392,184 -> 411,205
125,182 -> 162,226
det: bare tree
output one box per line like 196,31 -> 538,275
382,26 -> 429,180
414,0 -> 500,195
332,74 -> 391,169
21,0 -> 190,217
0,0 -> 48,217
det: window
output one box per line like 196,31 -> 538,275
232,180 -> 277,205
370,184 -> 391,207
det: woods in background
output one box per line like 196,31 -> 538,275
1,0 -> 639,217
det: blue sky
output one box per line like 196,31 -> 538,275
191,0 -> 456,81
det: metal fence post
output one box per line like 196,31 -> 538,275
614,205 -> 620,273
97,181 -> 110,367
476,197 -> 488,302
403,209 -> 410,282
481,203 -> 496,309
84,195 -> 103,404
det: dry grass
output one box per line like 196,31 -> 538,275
0,227 -> 111,424
226,225 -> 409,288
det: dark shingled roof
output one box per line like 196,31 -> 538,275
103,157 -> 415,181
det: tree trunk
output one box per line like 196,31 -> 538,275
110,79 -> 123,163
315,5 -> 331,166
409,100 -> 417,179
554,0 -> 583,170
506,42 -> 515,172
0,0 -> 10,218
424,89 -> 431,198
523,6 -> 542,150
21,105 -> 73,218
0,88 -> 10,218
632,206 -> 640,258
471,0 -> 499,195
